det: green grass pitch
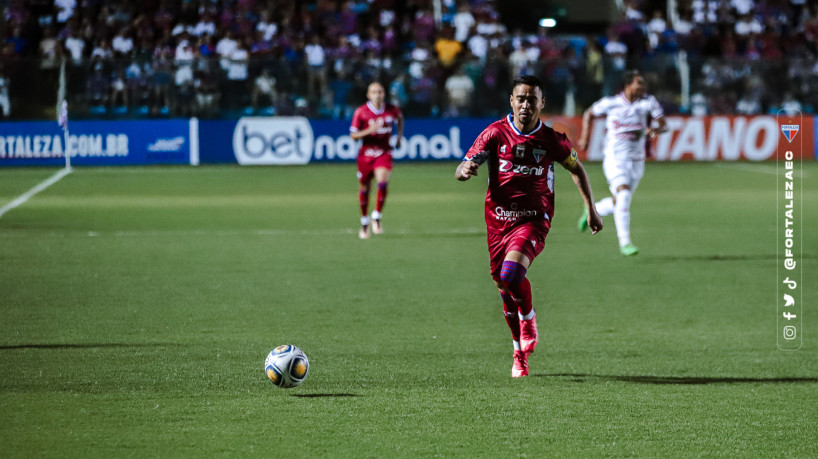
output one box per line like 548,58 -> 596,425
1,161 -> 816,457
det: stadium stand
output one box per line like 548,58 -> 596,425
2,0 -> 816,119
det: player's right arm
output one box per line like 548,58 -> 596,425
577,106 -> 595,151
455,128 -> 493,181
455,157 -> 481,181
578,98 -> 608,151
562,156 -> 603,234
349,107 -> 384,141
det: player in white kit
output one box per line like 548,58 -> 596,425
576,70 -> 666,256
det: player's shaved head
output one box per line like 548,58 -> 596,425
366,82 -> 385,108
367,82 -> 384,93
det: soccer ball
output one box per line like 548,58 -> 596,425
264,345 -> 309,388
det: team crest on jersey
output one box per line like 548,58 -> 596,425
514,145 -> 526,158
532,148 -> 546,163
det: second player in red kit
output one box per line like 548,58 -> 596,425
350,82 -> 404,239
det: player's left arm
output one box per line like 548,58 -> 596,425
646,97 -> 667,138
560,149 -> 603,234
395,110 -> 404,149
646,115 -> 667,138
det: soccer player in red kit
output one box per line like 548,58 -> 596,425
350,82 -> 404,239
455,75 -> 603,377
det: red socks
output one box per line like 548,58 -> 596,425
375,182 -> 388,213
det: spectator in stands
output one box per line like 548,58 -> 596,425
305,35 -> 328,100
467,25 -> 489,62
443,65 -> 474,117
174,37 -> 196,114
603,31 -> 627,95
5,26 -> 29,56
508,42 -> 531,84
452,1 -> 476,43
389,72 -> 409,109
413,7 -> 437,45
407,62 -> 437,117
63,28 -> 85,62
194,11 -> 217,38
646,10 -> 667,50
0,70 -> 10,118
151,41 -> 174,115
579,40 -> 604,108
39,26 -> 61,70
255,10 -> 277,41
194,69 -> 219,117
734,13 -> 763,38
111,69 -> 128,110
251,68 -> 278,113
54,0 -> 76,24
382,24 -> 399,56
328,68 -> 353,119
216,29 -> 239,71
225,40 -> 250,111
434,26 -> 464,74
112,28 -> 134,57
90,38 -> 114,64
87,63 -> 111,112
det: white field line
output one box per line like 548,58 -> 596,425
0,227 -> 485,238
0,168 -> 72,219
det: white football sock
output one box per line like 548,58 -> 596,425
360,215 -> 370,226
595,197 -> 614,216
370,210 -> 382,220
614,189 -> 633,246
512,340 -> 521,351
518,310 -> 535,321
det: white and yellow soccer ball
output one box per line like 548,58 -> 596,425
264,345 -> 309,388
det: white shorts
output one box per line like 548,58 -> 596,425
603,158 -> 645,194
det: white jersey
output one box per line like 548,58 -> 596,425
591,93 -> 664,160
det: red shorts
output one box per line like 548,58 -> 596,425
357,151 -> 394,184
487,223 -> 549,281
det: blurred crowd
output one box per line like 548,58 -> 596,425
2,0 -> 818,120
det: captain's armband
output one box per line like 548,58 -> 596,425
466,150 -> 489,166
560,148 -> 578,169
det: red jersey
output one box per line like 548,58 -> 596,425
350,101 -> 402,158
464,114 -> 573,234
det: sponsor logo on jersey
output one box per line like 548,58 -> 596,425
498,159 -> 545,176
494,205 -> 538,221
363,147 -> 384,158
514,144 -> 526,158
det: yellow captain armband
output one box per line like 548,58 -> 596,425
561,148 -> 578,169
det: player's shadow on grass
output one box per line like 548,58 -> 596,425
641,253 -> 817,263
641,254 -> 778,262
540,373 -> 818,385
0,343 -> 180,350
290,393 -> 358,398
